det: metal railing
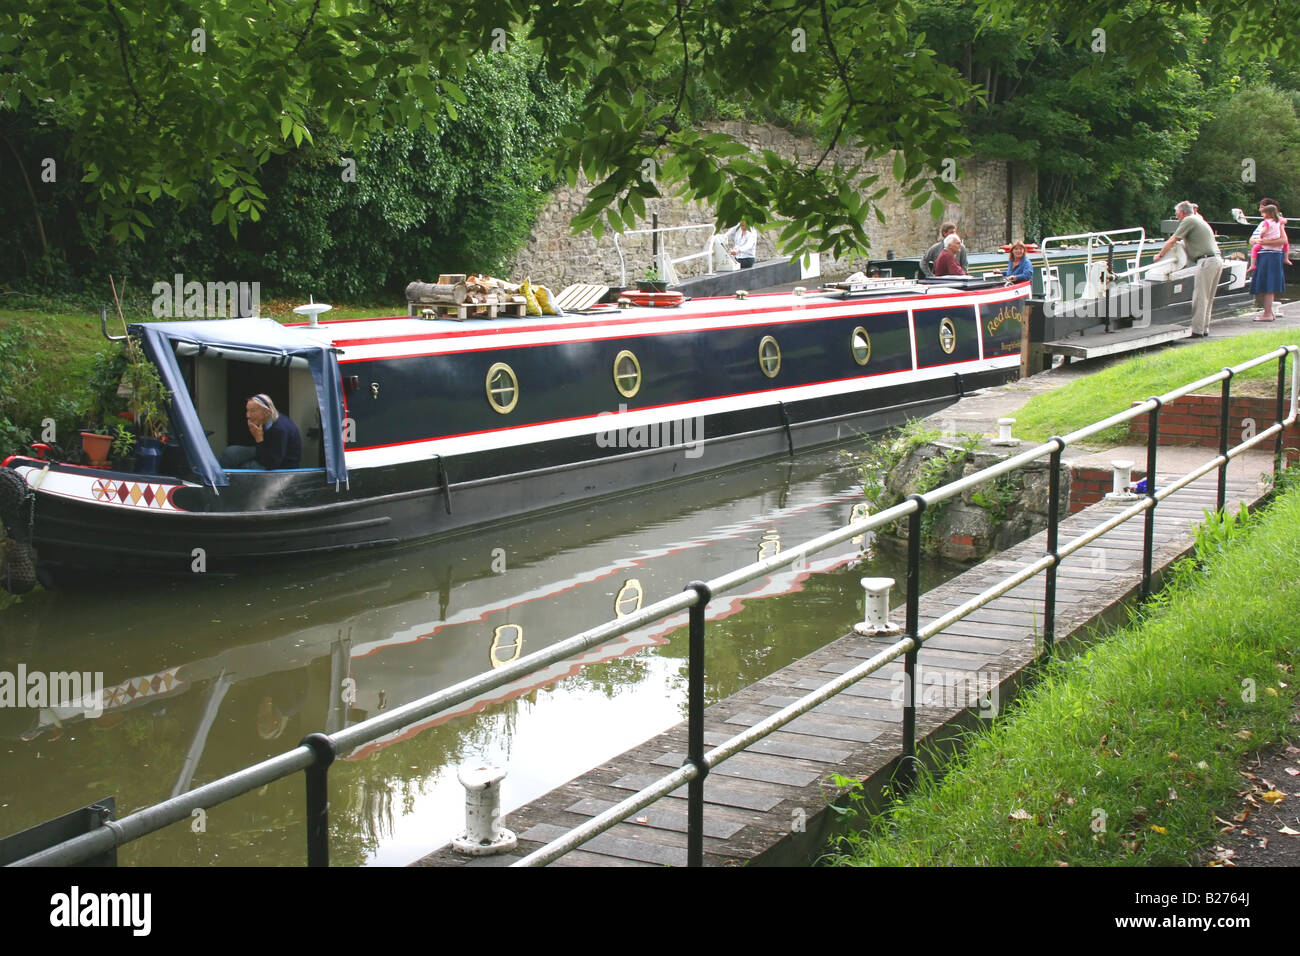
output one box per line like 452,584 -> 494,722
9,346 -> 1297,868
1038,226 -> 1148,302
614,223 -> 717,288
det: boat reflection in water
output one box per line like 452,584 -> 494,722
0,450 -> 947,865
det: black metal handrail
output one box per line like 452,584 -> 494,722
9,346 -> 1297,868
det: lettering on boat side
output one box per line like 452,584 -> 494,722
151,272 -> 260,318
984,305 -> 1023,336
0,664 -> 104,719
49,886 -> 151,936
595,404 -> 705,459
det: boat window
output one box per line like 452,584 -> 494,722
939,318 -> 957,354
758,335 -> 781,378
613,350 -> 642,398
486,362 -> 519,414
851,326 -> 871,365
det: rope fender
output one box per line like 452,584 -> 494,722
0,466 -> 34,544
0,467 -> 38,594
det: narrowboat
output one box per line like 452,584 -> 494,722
0,276 -> 1030,589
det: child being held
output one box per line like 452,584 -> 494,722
1248,203 -> 1289,274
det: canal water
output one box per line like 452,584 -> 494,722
0,447 -> 959,866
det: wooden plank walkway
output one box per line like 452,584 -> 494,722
413,463 -> 1274,868
1045,323 -> 1192,359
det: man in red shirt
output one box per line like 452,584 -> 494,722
933,234 -> 968,276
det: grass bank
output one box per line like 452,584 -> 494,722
1013,330 -> 1299,445
826,487 -> 1300,867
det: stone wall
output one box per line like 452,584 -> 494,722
873,437 -> 1065,563
508,120 -> 1037,288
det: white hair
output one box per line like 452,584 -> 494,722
944,234 -> 962,250
250,393 -> 280,425
1175,201 -> 1196,216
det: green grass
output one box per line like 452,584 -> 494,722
825,488 -> 1300,867
1013,330 -> 1300,445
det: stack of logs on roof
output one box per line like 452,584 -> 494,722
406,273 -> 521,309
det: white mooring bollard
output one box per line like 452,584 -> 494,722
1104,459 -> 1139,501
451,765 -> 517,856
854,577 -> 902,636
991,417 -> 1019,446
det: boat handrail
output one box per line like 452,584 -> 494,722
614,222 -> 718,288
1038,226 -> 1147,302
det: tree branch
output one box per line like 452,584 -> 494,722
105,1 -> 157,124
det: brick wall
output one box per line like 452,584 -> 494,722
1069,465 -> 1146,514
1128,394 -> 1300,451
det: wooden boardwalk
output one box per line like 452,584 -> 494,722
414,463 -> 1274,867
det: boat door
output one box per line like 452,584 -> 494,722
226,363 -> 289,446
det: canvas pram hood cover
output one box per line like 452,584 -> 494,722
130,318 -> 347,488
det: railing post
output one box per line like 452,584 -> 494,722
1276,353 -> 1288,482
901,495 -> 926,787
1141,398 -> 1162,602
301,733 -> 337,867
1043,438 -> 1065,655
1218,369 -> 1234,514
685,580 -> 712,868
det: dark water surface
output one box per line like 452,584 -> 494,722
0,448 -> 958,865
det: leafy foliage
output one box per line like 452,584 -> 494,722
0,46 -> 575,296
4,0 -> 1300,272
1168,85 -> 1300,219
912,0 -> 1206,234
0,0 -> 980,261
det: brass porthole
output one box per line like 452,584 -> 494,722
851,326 -> 871,366
615,579 -> 644,618
613,350 -> 642,398
758,335 -> 781,378
939,317 -> 957,354
486,362 -> 519,414
490,624 -> 524,668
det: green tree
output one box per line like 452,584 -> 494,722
4,0 -> 1298,258
1169,85 -> 1300,219
0,46 -> 575,297
910,0 -> 1205,236
0,0 -> 974,260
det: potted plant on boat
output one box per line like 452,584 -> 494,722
79,346 -> 130,466
109,420 -> 137,472
637,267 -> 669,294
120,336 -> 171,475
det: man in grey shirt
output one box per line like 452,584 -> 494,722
920,222 -> 969,277
1154,200 -> 1222,336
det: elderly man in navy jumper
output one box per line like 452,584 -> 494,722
218,393 -> 303,470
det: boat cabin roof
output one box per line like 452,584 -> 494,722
276,278 -> 1015,358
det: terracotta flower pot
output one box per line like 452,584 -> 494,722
79,431 -> 113,465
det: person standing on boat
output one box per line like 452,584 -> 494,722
1154,201 -> 1222,337
725,220 -> 757,269
1004,241 -> 1033,283
933,234 -> 968,276
1250,203 -> 1287,321
218,394 -> 302,470
921,223 -> 968,276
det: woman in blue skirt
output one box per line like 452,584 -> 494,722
1251,203 -> 1287,321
